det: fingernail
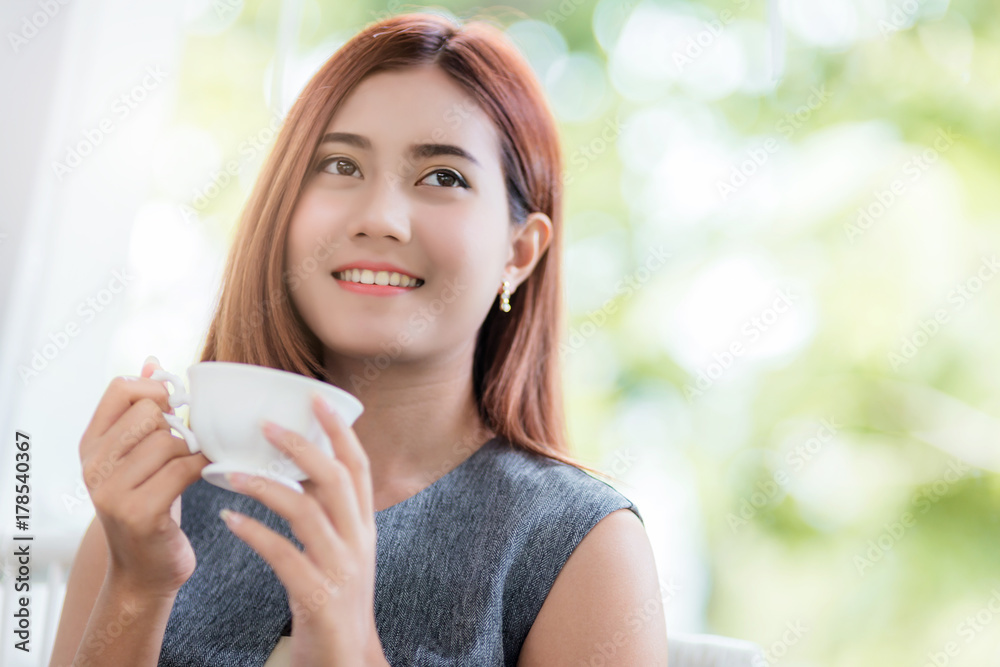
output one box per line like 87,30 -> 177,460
219,508 -> 242,526
225,472 -> 250,488
144,355 -> 160,369
261,419 -> 281,438
313,392 -> 335,415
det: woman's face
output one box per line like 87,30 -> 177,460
285,65 -> 541,368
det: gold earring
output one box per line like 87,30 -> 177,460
499,280 -> 511,312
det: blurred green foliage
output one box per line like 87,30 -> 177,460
168,1 -> 1000,664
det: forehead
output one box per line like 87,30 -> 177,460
323,65 -> 500,165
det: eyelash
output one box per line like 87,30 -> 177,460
315,156 -> 470,189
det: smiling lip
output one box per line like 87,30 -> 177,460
331,261 -> 423,296
331,261 -> 422,281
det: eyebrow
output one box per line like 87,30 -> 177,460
318,132 -> 481,168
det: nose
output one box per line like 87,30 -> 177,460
345,169 -> 412,243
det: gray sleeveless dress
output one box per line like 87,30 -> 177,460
158,434 -> 642,666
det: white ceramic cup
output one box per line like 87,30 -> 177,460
149,361 -> 364,494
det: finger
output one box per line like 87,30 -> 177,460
132,450 -> 211,515
82,360 -> 173,443
82,399 -> 166,491
141,356 -> 174,413
96,398 -> 172,464
119,429 -> 203,490
84,426 -> 175,498
227,472 -> 346,565
140,356 -> 159,379
219,509 -> 328,604
311,393 -> 374,520
263,421 -> 366,544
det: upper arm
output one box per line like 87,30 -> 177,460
48,516 -> 108,667
516,508 -> 669,667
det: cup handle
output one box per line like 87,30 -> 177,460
150,369 -> 201,454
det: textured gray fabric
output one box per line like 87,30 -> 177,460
158,434 -> 642,666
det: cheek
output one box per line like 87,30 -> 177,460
286,197 -> 334,269
421,215 -> 506,275
420,223 -> 508,321
286,204 -> 312,263
285,205 -> 330,305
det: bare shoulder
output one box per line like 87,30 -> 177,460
517,508 -> 669,666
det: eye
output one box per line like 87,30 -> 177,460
317,156 -> 361,178
419,169 -> 469,189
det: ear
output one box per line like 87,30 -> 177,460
503,211 -> 553,293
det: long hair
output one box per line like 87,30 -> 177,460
198,12 -> 611,480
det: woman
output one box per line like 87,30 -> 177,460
50,12 -> 668,667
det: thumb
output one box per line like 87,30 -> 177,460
141,355 -> 174,414
170,494 -> 182,526
141,354 -> 162,379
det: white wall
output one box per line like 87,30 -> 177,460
0,2 -> 185,665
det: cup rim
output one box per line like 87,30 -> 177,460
187,361 -> 364,416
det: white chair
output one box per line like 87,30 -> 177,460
669,632 -> 766,667
0,528 -> 83,667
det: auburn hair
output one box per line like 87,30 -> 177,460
197,12 -> 613,481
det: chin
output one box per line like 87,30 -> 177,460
322,328 -> 419,362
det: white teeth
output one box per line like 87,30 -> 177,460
335,269 -> 422,287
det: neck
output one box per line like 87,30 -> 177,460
322,338 -> 496,496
